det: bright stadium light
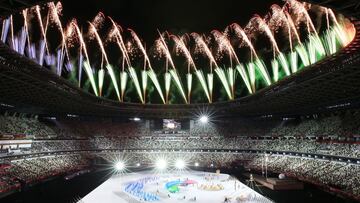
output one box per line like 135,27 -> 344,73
199,115 -> 208,124
194,162 -> 199,167
175,159 -> 186,169
115,161 -> 125,171
166,122 -> 175,129
156,159 -> 167,170
133,117 -> 141,121
136,163 -> 141,167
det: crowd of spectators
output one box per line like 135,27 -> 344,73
1,111 -> 360,139
0,111 -> 359,199
87,136 -> 359,158
0,164 -> 20,195
12,136 -> 357,159
0,112 -> 359,159
0,114 -> 57,139
0,154 -> 90,194
245,154 -> 360,199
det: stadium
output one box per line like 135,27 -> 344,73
0,0 -> 359,202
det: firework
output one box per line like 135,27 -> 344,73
2,0 -> 353,104
129,29 -> 165,104
34,5 -> 49,55
271,59 -> 279,82
70,20 -> 98,95
156,31 -> 187,103
129,67 -> 144,103
98,69 -> 105,96
186,73 -> 192,103
120,71 -> 128,102
83,60 -> 99,96
1,17 -> 10,43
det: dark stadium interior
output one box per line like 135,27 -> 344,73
0,0 -> 360,203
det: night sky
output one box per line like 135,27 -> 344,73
61,0 -> 283,44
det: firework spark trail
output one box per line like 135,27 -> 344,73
37,40 -> 46,66
129,67 -> 144,103
171,35 -> 211,102
88,22 -> 121,100
324,7 -> 330,29
228,23 -> 271,86
70,20 -> 98,96
172,34 -> 206,102
157,31 -> 176,71
34,5 -> 50,55
172,35 -> 196,72
287,1 -> 326,61
128,29 -> 152,69
70,20 -> 90,62
91,12 -> 106,29
285,7 -> 310,67
120,71 -> 128,102
286,0 -> 318,36
195,70 -> 211,102
319,8 -> 338,55
249,15 -> 281,55
211,30 -> 252,94
214,67 -> 233,100
269,5 -> 294,51
289,51 -> 298,73
88,22 -> 109,64
107,17 -> 132,101
327,9 -> 340,28
327,8 -> 351,46
1,17 -> 10,43
108,17 -> 131,69
78,52 -> 83,87
191,32 -> 219,72
285,12 -> 302,45
98,68 -> 105,96
157,31 -> 187,103
141,70 -> 148,103
226,24 -> 263,91
271,59 -> 279,82
129,28 -> 165,104
227,23 -> 258,58
249,15 -> 291,76
268,5 -> 302,74
48,2 -> 71,74
186,73 -> 192,103
27,43 -> 36,59
211,30 -> 233,66
9,15 -> 15,49
211,30 -> 235,98
15,24 -> 26,54
22,9 -> 31,56
246,62 -> 256,93
191,32 -> 218,102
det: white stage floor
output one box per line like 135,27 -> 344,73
80,170 -> 272,203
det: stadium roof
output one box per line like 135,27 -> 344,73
0,0 -> 360,119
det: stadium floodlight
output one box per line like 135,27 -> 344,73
156,159 -> 167,170
115,161 -> 125,171
199,115 -> 208,124
136,163 -> 141,167
194,162 -> 199,167
166,122 -> 175,129
175,159 -> 186,169
133,117 -> 141,121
